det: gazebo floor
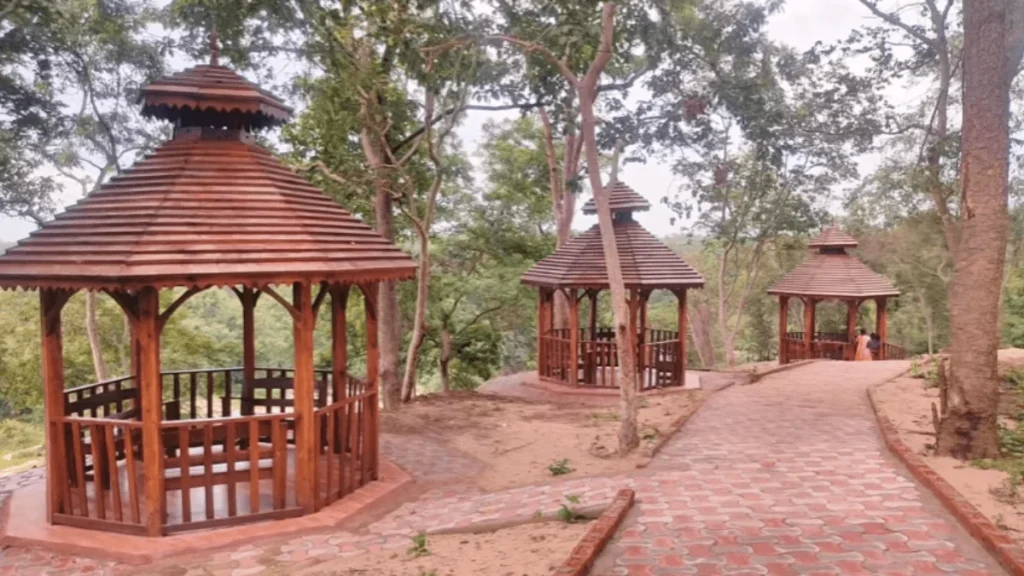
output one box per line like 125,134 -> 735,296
0,458 -> 412,564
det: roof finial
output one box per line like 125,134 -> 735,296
209,27 -> 220,66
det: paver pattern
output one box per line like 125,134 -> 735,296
0,361 -> 1008,575
592,360 -> 1001,575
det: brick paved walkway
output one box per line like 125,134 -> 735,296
0,361 -> 1009,575
592,360 -> 1004,575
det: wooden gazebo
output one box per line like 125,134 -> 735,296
0,45 -> 415,536
522,182 -> 705,390
768,226 -> 904,364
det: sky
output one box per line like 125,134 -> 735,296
0,0 -> 881,244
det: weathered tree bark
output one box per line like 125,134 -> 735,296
936,0 -> 1015,459
439,328 -> 452,392
539,108 -> 581,331
577,4 -> 639,453
689,298 -> 716,368
85,291 -> 108,382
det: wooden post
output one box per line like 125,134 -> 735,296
846,300 -> 859,361
803,298 -> 816,358
778,296 -> 789,365
241,287 -> 258,415
292,282 -> 316,512
567,289 -> 579,385
362,284 -> 380,479
536,289 -> 545,377
137,287 -> 164,537
676,289 -> 688,388
876,297 -> 888,360
40,289 -> 70,522
588,291 -> 598,341
628,289 -> 639,375
638,291 -> 649,385
331,285 -> 350,404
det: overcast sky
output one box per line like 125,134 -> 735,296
0,0 -> 884,244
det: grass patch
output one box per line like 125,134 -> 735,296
0,419 -> 45,471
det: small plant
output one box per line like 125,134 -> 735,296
407,532 -> 430,557
588,411 -> 619,422
989,473 -> 1022,505
995,513 -> 1009,530
557,494 -> 586,523
419,570 -> 437,576
548,458 -> 574,476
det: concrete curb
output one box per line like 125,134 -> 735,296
552,488 -> 634,576
867,385 -> 1024,576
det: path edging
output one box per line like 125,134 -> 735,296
867,385 -> 1024,576
552,488 -> 634,576
748,359 -> 819,384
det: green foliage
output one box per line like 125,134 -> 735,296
557,494 -> 585,524
407,532 -> 430,557
547,459 -> 573,476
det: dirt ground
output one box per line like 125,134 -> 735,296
873,372 -> 1024,541
274,520 -> 587,576
382,390 -> 708,491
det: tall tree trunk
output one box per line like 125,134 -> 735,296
439,327 -> 452,393
539,109 -> 578,331
85,291 -> 108,382
689,299 -> 716,368
401,231 -> 429,401
577,3 -> 637,453
937,0 -> 1013,459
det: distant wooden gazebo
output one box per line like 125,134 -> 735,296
768,227 -> 903,363
521,182 -> 705,390
0,43 -> 415,536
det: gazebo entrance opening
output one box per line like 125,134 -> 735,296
523,182 -> 705,391
769,226 -> 906,364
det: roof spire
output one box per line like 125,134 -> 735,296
209,27 -> 220,66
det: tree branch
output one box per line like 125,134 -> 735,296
857,0 -> 937,48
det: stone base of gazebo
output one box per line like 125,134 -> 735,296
0,459 -> 411,564
533,370 -> 702,396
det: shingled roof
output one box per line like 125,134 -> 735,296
581,181 -> 651,215
521,221 -> 704,289
0,46 -> 415,292
768,227 -> 899,299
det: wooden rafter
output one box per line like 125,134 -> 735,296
157,287 -> 206,332
262,286 -> 298,320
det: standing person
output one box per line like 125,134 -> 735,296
854,328 -> 872,361
868,332 -> 881,360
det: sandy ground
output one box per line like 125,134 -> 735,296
724,360 -> 779,374
382,390 -> 708,491
276,521 -> 587,576
873,375 -> 1024,540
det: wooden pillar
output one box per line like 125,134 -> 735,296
803,298 -> 816,357
628,289 -> 640,357
676,290 -> 688,388
638,291 -> 649,383
876,297 -> 888,360
362,284 -> 380,479
588,291 -> 598,340
330,285 -> 350,404
536,289 -> 545,377
778,296 -> 789,365
241,287 -> 258,415
137,287 -> 165,537
568,289 -> 579,386
40,289 -> 71,522
292,282 -> 316,512
846,300 -> 859,361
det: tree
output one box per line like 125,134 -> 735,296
936,0 -> 1024,459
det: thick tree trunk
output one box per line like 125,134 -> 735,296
689,299 -> 716,368
401,233 -> 430,401
937,0 -> 1012,460
85,291 -> 108,382
439,328 -> 452,393
375,187 -> 402,410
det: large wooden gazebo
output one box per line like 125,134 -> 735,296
0,47 -> 415,536
768,226 -> 904,363
522,182 -> 705,390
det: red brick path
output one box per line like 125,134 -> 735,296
592,360 -> 1004,575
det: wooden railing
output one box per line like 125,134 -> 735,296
313,387 -> 377,511
55,367 -> 375,535
57,417 -> 146,534
782,336 -> 907,363
542,328 -> 683,390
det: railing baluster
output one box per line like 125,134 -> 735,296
224,371 -> 232,416
104,425 -> 122,522
326,409 -> 336,503
249,419 -> 260,514
173,374 -> 181,409
90,424 -> 105,520
272,418 -> 286,510
203,423 -> 214,520
179,425 -> 192,523
125,424 -> 140,524
225,421 -> 237,517
71,421 -> 87,517
206,373 -> 214,419
189,372 -> 198,419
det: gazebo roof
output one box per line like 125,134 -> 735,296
768,227 -> 899,299
0,50 -> 415,292
521,220 -> 704,290
581,181 -> 651,215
